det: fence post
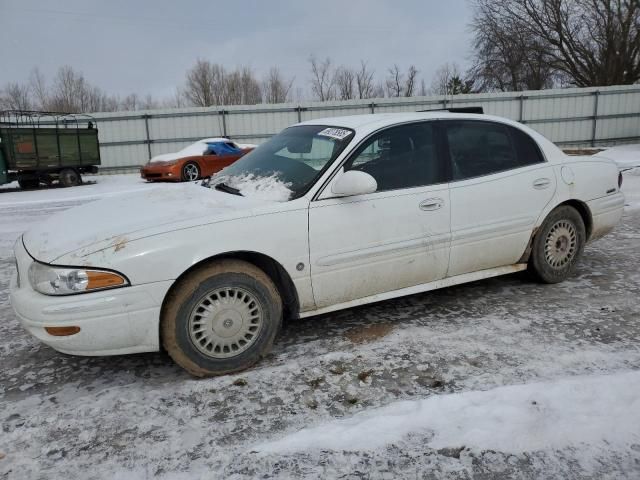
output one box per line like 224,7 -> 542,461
442,97 -> 447,110
591,91 -> 600,147
220,110 -> 228,137
143,114 -> 152,160
370,102 -> 375,114
519,95 -> 526,122
296,106 -> 302,123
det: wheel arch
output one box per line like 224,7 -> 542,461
161,250 -> 300,321
555,199 -> 593,240
519,199 -> 593,263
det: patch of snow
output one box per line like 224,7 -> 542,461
0,174 -> 156,206
215,173 -> 293,202
622,173 -> 640,212
594,144 -> 640,174
236,143 -> 257,149
255,370 -> 640,454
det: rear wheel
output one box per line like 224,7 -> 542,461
161,259 -> 282,377
181,162 -> 200,181
59,168 -> 81,187
529,205 -> 586,283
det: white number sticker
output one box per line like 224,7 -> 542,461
317,127 -> 352,140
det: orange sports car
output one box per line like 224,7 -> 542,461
140,138 -> 255,182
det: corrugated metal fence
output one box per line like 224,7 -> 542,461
92,84 -> 640,172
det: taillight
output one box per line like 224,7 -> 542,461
618,172 -> 623,189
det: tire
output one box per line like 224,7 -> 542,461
181,162 -> 200,182
59,168 -> 81,187
161,259 -> 282,377
18,178 -> 39,189
528,205 -> 586,284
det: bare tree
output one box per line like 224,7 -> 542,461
309,55 -> 335,101
29,68 -> 49,109
372,82 -> 386,99
120,93 -> 139,111
238,66 -> 262,105
430,63 -> 460,95
355,60 -> 376,99
418,79 -> 428,97
334,66 -> 355,100
404,65 -> 418,97
385,64 -> 404,97
184,59 -> 223,106
262,67 -> 293,103
0,82 -> 32,110
42,66 -> 114,112
469,0 -> 556,91
470,0 -> 640,89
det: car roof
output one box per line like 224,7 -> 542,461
295,112 -> 563,161
297,112 -> 522,131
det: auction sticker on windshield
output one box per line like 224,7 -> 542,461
317,127 -> 352,140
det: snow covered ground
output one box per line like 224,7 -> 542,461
1,148 -> 640,479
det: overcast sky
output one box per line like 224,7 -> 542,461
1,0 -> 473,99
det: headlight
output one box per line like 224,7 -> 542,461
28,262 -> 129,295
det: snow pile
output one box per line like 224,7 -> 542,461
216,173 -> 292,202
256,370 -> 640,454
595,144 -> 640,174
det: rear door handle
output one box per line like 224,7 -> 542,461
533,178 -> 551,189
419,197 -> 444,211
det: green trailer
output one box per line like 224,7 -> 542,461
0,110 -> 101,189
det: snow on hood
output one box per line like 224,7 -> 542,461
212,173 -> 293,202
22,183 -> 262,263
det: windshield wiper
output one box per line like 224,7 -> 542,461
214,182 -> 243,196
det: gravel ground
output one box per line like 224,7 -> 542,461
0,175 -> 639,479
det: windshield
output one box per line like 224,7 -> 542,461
211,125 -> 354,200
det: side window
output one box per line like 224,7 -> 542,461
345,122 -> 445,192
445,121 -> 545,181
510,127 -> 545,166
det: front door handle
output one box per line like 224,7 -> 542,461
533,178 -> 551,189
419,197 -> 444,211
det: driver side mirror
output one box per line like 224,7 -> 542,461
331,170 -> 377,197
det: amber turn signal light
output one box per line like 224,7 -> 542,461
45,326 -> 81,336
86,271 -> 126,290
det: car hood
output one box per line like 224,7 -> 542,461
23,183 -> 264,263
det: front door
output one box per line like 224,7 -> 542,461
309,121 -> 451,308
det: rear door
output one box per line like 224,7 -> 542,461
309,121 -> 451,308
443,120 -> 556,277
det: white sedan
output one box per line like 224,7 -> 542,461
10,112 -> 624,376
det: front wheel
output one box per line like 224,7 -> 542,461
161,260 -> 282,377
181,162 -> 200,182
528,205 -> 586,284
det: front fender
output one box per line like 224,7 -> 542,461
55,208 -> 315,312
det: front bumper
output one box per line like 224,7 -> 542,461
9,238 -> 172,356
139,163 -> 181,181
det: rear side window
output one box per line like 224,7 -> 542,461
511,127 -> 545,166
444,121 -> 544,181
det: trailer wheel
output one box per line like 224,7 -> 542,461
59,168 -> 81,187
18,178 -> 39,190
